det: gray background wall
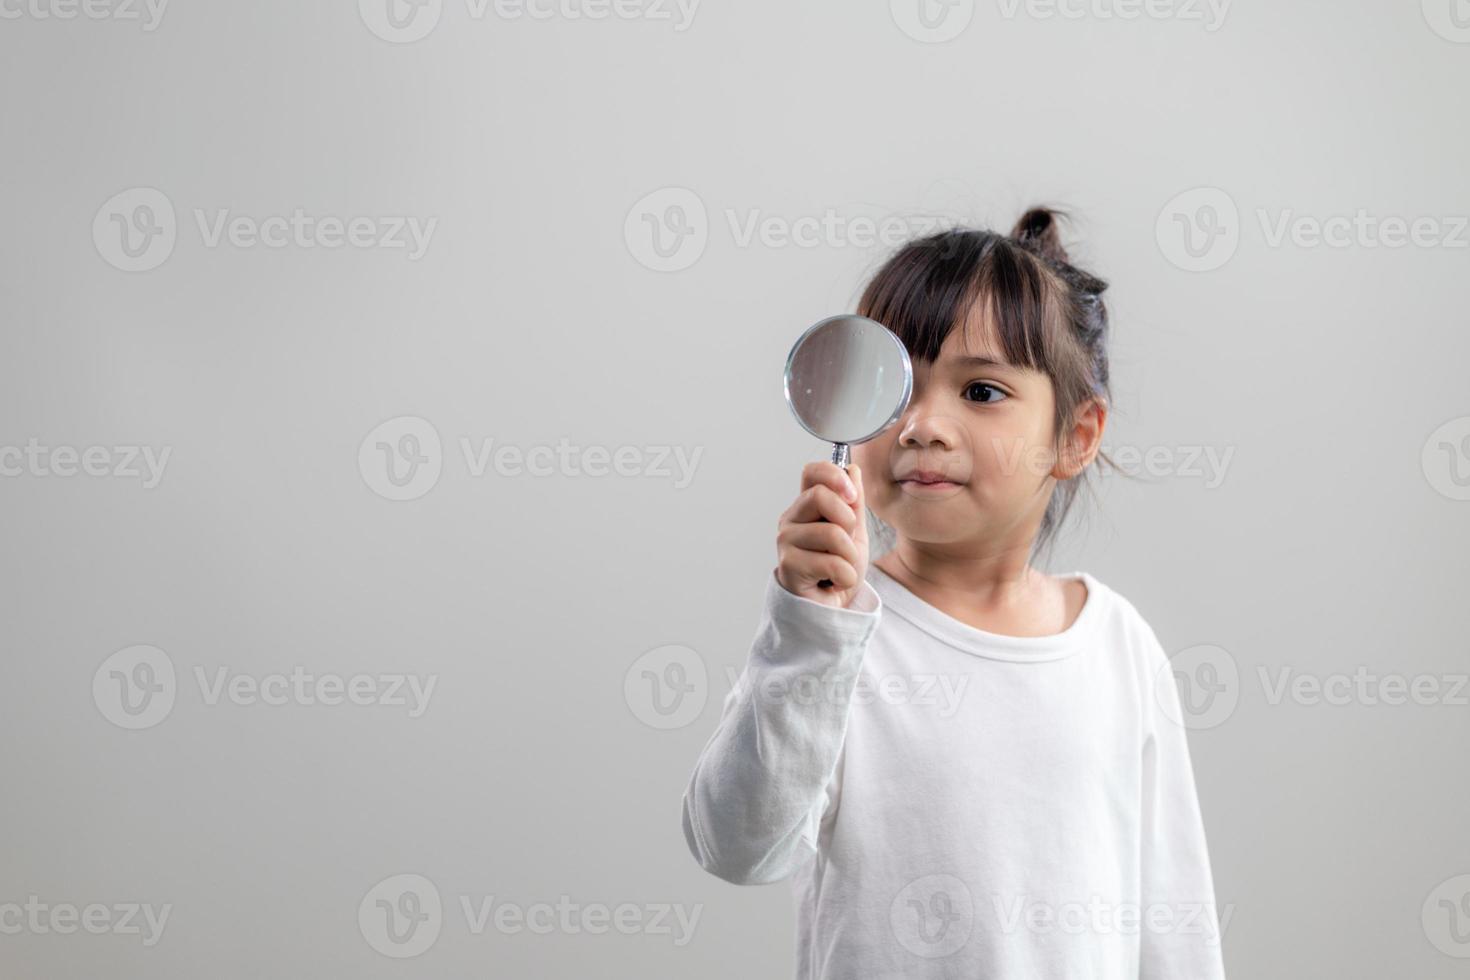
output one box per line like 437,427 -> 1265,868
2,1 -> 1468,976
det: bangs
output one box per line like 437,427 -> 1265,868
856,230 -> 1064,373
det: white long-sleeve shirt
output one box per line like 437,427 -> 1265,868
681,562 -> 1227,979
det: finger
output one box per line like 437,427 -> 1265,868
849,463 -> 869,549
782,484 -> 857,533
788,553 -> 859,592
800,460 -> 859,505
778,521 -> 861,568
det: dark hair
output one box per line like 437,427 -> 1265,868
856,206 -> 1115,562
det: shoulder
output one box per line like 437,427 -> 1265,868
1076,571 -> 1169,667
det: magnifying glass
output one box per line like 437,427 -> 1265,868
783,314 -> 913,588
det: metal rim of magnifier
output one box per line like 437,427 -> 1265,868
782,314 -> 914,447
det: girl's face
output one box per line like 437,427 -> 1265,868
853,309 -> 1090,554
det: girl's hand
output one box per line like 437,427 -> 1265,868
775,461 -> 870,609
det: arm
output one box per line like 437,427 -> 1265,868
1140,628 -> 1229,979
680,567 -> 881,885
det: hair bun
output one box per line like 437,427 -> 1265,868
1010,206 -> 1072,267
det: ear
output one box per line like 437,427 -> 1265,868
1052,397 -> 1107,480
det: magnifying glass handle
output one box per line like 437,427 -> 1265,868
817,441 -> 852,590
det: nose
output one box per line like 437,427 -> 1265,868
896,391 -> 959,452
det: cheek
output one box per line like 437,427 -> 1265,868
968,413 -> 1051,470
851,442 -> 901,508
970,433 -> 1055,487
851,439 -> 890,476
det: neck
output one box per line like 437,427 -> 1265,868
877,537 -> 1045,605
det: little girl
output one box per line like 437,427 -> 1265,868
681,208 -> 1227,979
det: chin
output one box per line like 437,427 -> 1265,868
884,507 -> 976,539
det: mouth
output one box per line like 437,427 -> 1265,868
896,470 -> 965,490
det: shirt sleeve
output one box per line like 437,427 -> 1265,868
1139,625 -> 1229,979
680,567 -> 882,885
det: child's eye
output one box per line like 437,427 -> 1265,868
964,382 -> 1008,404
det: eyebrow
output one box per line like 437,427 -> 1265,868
937,354 -> 1013,370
